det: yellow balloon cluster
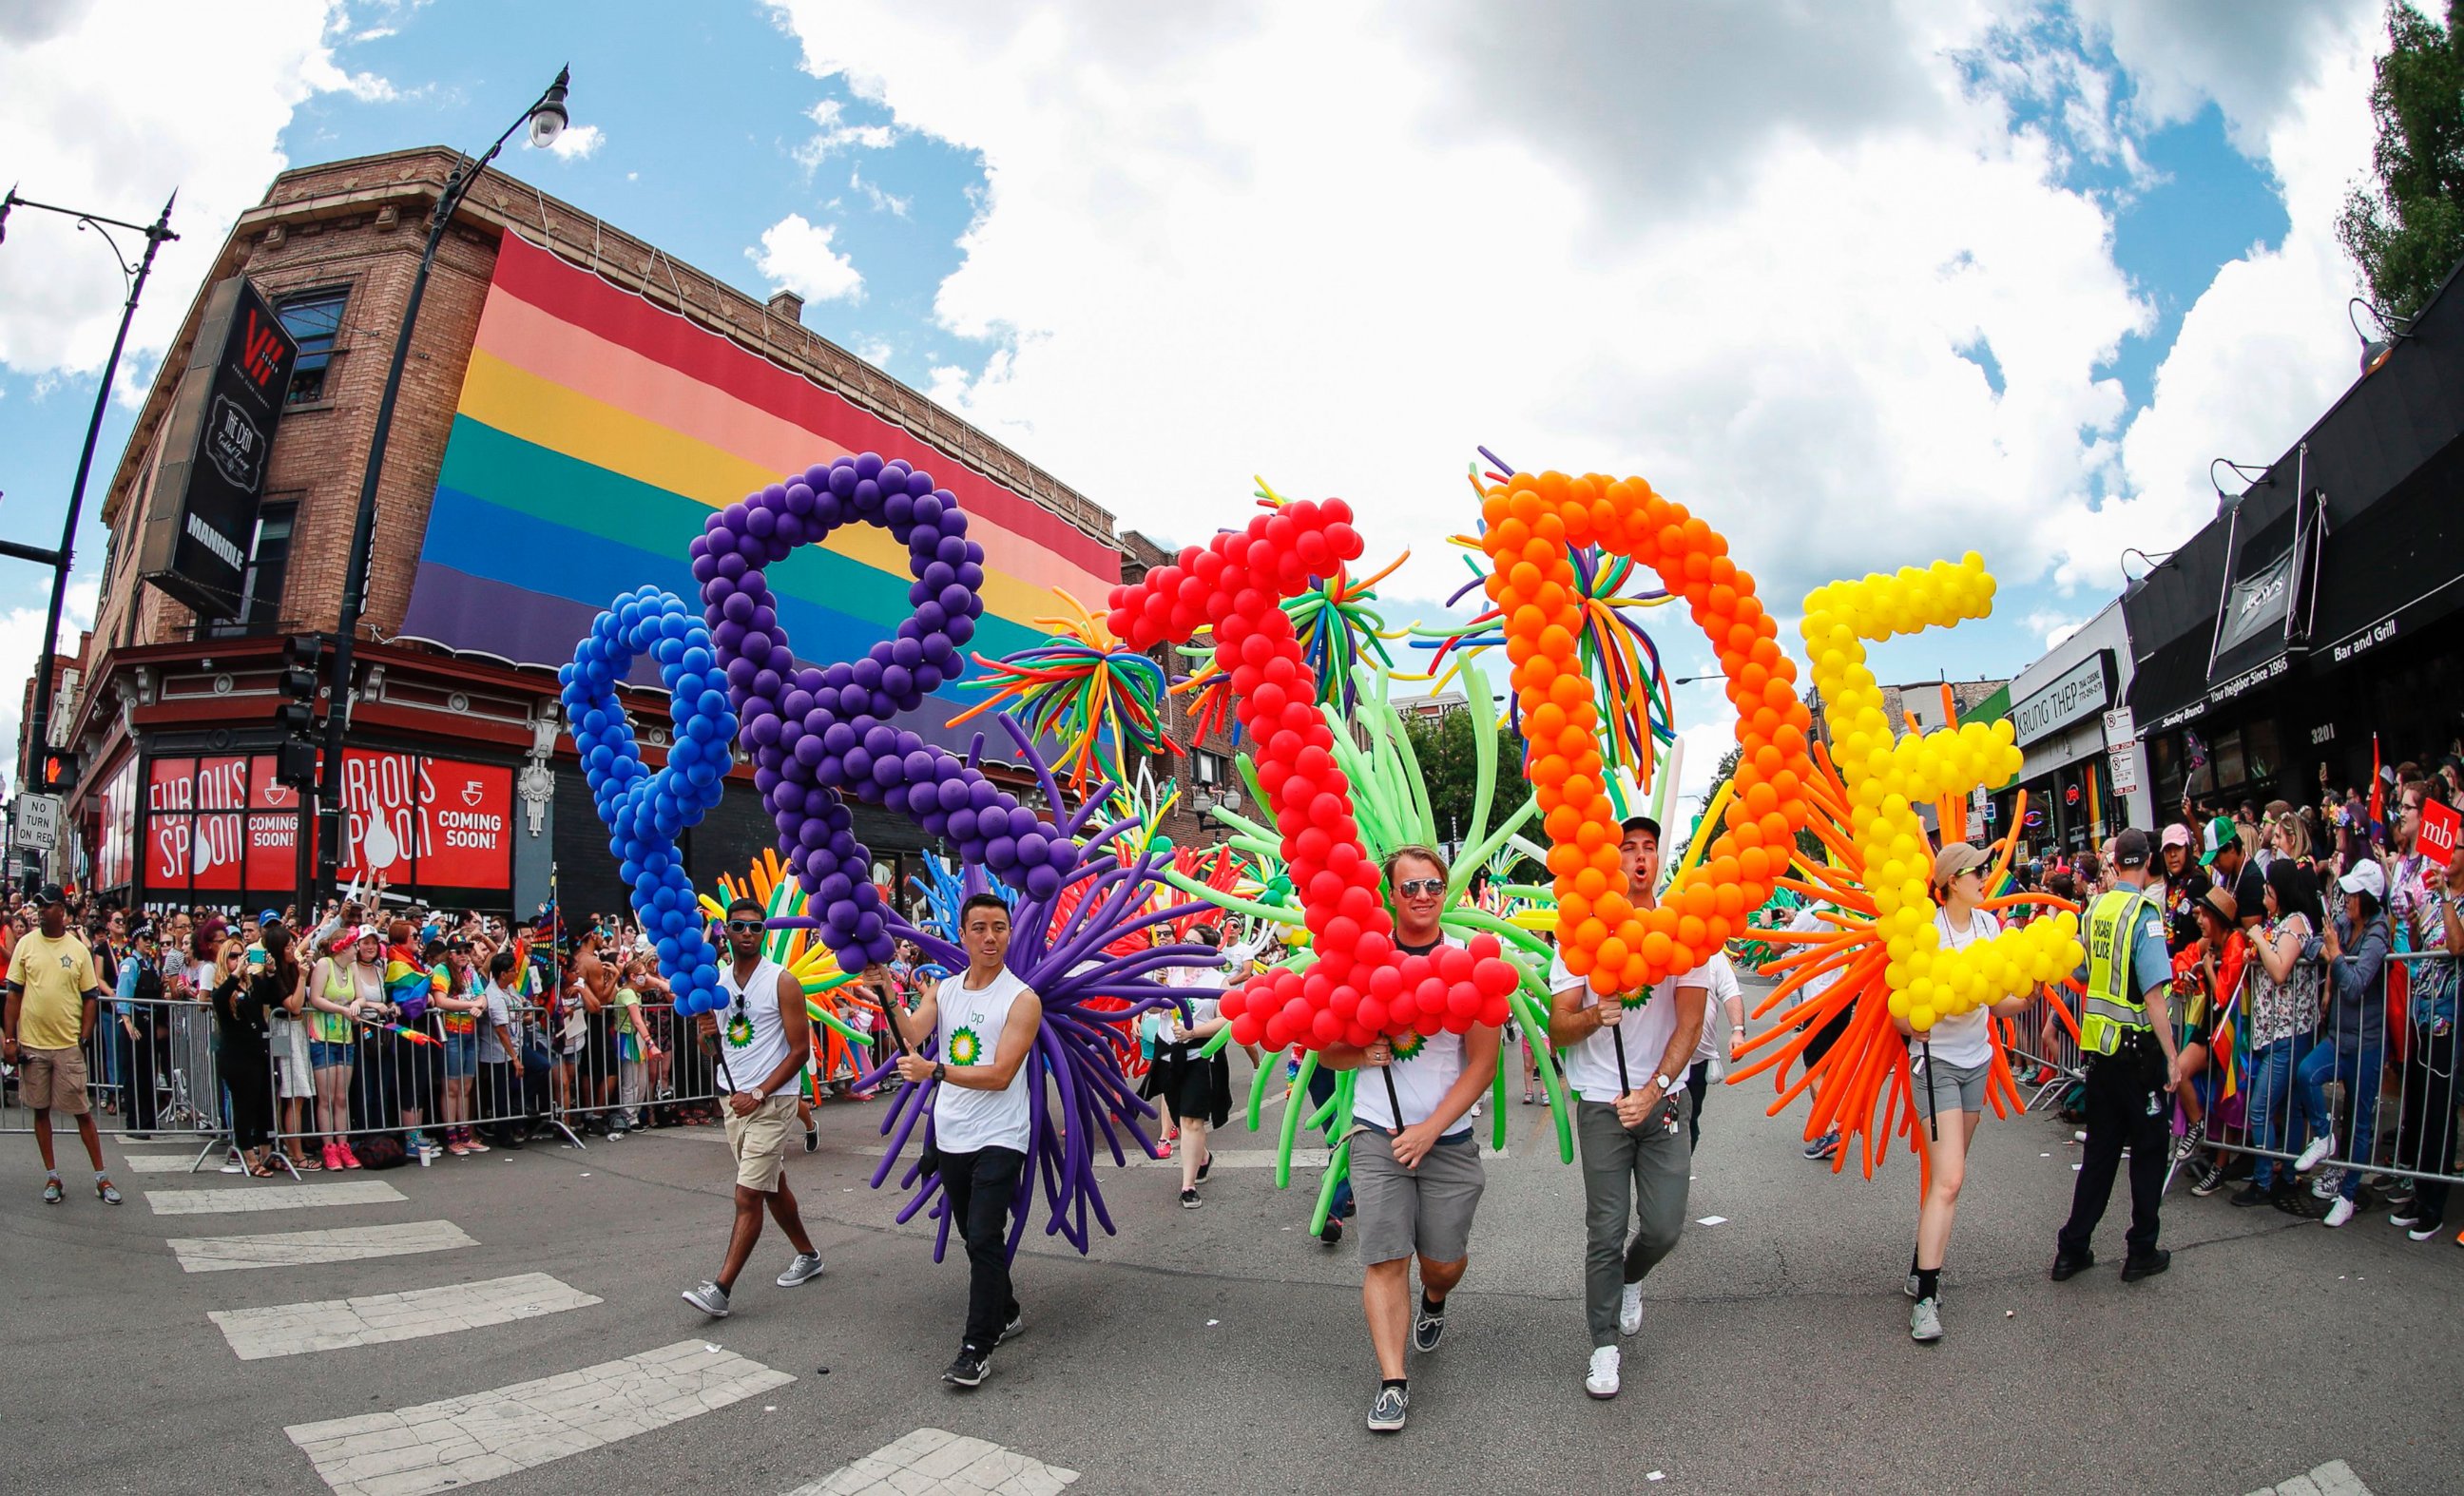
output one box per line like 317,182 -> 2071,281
1800,554 -> 2084,1031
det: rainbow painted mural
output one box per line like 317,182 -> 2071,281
402,233 -> 1120,747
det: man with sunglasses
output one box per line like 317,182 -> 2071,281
1548,815 -> 1710,1400
892,892 -> 1044,1389
682,900 -> 824,1318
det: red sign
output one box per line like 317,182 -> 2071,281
336,750 -> 512,891
2422,798 -> 2461,862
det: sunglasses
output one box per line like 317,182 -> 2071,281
1395,878 -> 1446,897
725,919 -> 764,933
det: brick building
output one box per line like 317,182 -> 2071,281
41,145 -> 1126,921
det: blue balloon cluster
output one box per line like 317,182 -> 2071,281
559,585 -> 740,1017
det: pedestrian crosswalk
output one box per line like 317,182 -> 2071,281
210,1271 -> 600,1360
789,1428 -> 1080,1496
285,1339 -> 794,1496
170,1219 -> 475,1273
147,1180 -> 405,1215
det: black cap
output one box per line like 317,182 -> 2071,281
130,922 -> 159,943
35,883 -> 66,907
2112,828 -> 2152,869
1622,815 -> 1662,841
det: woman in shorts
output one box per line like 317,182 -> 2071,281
304,927 -> 383,1170
1899,843 -> 2038,1345
429,938 -> 490,1155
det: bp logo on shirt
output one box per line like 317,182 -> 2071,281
725,1013 -> 754,1048
1388,1029 -> 1429,1064
948,1025 -> 984,1066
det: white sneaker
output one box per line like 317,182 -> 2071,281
1586,1345 -> 1621,1399
2294,1132 -> 2336,1173
1618,1281 -> 1644,1336
2322,1196 -> 2356,1229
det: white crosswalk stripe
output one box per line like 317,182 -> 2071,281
210,1272 -> 599,1360
169,1220 -> 476,1274
147,1180 -> 404,1215
286,1339 -> 793,1496
120,1152 -> 228,1173
788,1428 -> 1079,1496
2246,1459 -> 2373,1496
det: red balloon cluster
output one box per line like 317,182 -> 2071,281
1109,498 -> 1517,1052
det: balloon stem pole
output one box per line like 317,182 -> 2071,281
1922,1039 -> 1937,1143
1610,1020 -> 1631,1096
1381,1065 -> 1404,1139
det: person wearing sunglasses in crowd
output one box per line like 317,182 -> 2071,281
683,899 -> 825,1321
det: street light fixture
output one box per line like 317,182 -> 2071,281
312,66 -> 573,904
0,184 -> 180,805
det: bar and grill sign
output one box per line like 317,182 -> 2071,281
137,274 -> 297,618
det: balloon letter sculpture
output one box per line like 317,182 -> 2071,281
1479,470 -> 1817,996
560,585 -> 739,1015
1108,498 -> 1519,1054
692,453 -> 1082,969
1799,555 -> 2082,1030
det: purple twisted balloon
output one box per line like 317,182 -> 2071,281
691,451 -> 1081,969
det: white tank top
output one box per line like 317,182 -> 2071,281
717,957 -> 795,1093
934,967 -> 1036,1154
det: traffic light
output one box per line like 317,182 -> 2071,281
37,750 -> 77,793
279,634 -> 324,738
275,738 -> 317,788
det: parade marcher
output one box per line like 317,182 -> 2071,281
1162,926 -> 1233,1208
1547,817 -> 1709,1399
1319,845 -> 1496,1433
1789,899 -> 1855,1161
2052,828 -> 2182,1283
1902,843 -> 2038,1343
5,886 -> 117,1204
683,898 -> 825,1319
1684,947 -> 1746,1151
894,892 -> 1044,1389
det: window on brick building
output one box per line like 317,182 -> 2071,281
202,502 -> 296,638
278,286 -> 348,404
1194,750 -> 1224,786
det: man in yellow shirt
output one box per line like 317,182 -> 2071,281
4,885 -> 116,1204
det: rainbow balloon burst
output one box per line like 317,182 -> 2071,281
1404,448 -> 1680,799
950,590 -> 1174,796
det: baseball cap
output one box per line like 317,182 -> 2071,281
257,909 -> 281,926
2338,860 -> 2387,902
2160,823 -> 2192,851
35,883 -> 66,907
2200,815 -> 2239,866
1621,815 -> 1662,841
1932,842 -> 1992,885
2112,829 -> 2153,869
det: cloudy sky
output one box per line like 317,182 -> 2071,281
0,0 -> 2393,796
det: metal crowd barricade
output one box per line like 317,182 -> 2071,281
0,994 -> 231,1155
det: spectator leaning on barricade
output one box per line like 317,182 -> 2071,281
2385,781 -> 2462,1243
210,932 -> 281,1177
5,885 -> 120,1204
2238,860 -> 2326,1212
478,949 -> 538,1149
2294,860 -> 2392,1229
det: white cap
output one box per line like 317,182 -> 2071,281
2338,859 -> 2386,902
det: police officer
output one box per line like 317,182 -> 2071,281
2052,827 -> 2183,1282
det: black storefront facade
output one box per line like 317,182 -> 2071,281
2123,262 -> 2464,815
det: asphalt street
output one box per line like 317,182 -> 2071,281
5,1001 -> 2459,1496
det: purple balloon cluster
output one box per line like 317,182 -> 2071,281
692,451 -> 1081,969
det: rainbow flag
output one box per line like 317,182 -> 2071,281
401,234 -> 1121,750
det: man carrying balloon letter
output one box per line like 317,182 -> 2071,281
2051,828 -> 2182,1283
1318,846 -> 1499,1435
893,892 -> 1044,1389
681,898 -> 826,1319
1548,815 -> 1709,1401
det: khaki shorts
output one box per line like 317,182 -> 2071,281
723,1092 -> 799,1193
18,1045 -> 90,1115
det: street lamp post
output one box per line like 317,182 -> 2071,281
312,67 -> 570,905
0,188 -> 180,801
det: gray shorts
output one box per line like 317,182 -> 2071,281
1349,1128 -> 1485,1266
1915,1056 -> 1990,1119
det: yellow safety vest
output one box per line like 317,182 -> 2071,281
2079,886 -> 2159,1056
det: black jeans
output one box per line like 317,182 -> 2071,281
119,1013 -> 163,1130
2057,1043 -> 2169,1260
2395,1020 -> 2460,1224
937,1144 -> 1025,1353
221,1028 -> 273,1151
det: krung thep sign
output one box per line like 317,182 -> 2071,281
136,274 -> 298,619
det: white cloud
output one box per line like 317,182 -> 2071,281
852,168 -> 911,217
0,0 -> 394,399
749,213 -> 864,303
854,337 -> 895,368
792,97 -> 898,174
538,122 -> 604,161
0,573 -> 101,775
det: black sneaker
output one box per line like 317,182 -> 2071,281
803,1120 -> 819,1154
1197,1156 -> 1212,1181
1319,1217 -> 1344,1246
2120,1250 -> 2170,1282
943,1348 -> 990,1388
2188,1162 -> 2227,1197
1412,1300 -> 1446,1352
1366,1382 -> 1408,1433
2229,1182 -> 2269,1208
1180,1187 -> 1202,1209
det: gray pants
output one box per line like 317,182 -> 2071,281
1576,1095 -> 1692,1348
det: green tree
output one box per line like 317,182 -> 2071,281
2338,2 -> 2464,319
1399,708 -> 1532,869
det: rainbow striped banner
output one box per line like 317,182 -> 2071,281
402,234 -> 1119,747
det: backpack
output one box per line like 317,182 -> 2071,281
353,1133 -> 409,1170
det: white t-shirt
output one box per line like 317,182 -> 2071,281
1351,936 -> 1471,1133
933,967 -> 1037,1154
1691,951 -> 1744,1064
1913,908 -> 2001,1070
717,957 -> 795,1093
1550,951 -> 1700,1104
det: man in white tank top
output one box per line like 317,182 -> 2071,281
681,898 -> 824,1320
892,892 -> 1045,1389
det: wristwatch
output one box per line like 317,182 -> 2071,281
1654,1071 -> 1684,1096
934,1061 -> 948,1083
